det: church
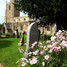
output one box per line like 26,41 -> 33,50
4,0 -> 33,34
4,0 -> 57,36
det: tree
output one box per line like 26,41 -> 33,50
15,0 -> 67,30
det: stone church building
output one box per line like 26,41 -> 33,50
4,0 -> 32,34
4,0 -> 57,36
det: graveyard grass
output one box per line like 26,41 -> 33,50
0,38 -> 22,67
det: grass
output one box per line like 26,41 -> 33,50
0,34 -> 50,67
0,38 -> 22,67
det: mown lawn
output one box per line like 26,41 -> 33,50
0,38 -> 22,67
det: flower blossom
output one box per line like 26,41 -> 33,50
33,50 -> 39,55
51,46 -> 61,52
21,58 -> 28,62
44,55 -> 49,60
51,42 -> 58,48
56,30 -> 62,36
39,45 -> 43,48
31,41 -> 37,48
29,56 -> 38,65
40,50 -> 45,55
62,40 -> 67,47
47,42 -> 58,49
63,43 -> 67,47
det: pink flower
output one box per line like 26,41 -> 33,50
39,45 -> 43,48
44,55 -> 49,60
52,47 -> 58,52
40,50 -> 45,55
63,43 -> 67,47
31,41 -> 37,48
29,57 -> 37,65
51,42 -> 58,48
21,58 -> 28,62
47,42 -> 58,49
62,41 -> 67,47
51,46 -> 61,52
56,30 -> 62,37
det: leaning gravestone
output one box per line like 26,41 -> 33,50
27,22 -> 39,50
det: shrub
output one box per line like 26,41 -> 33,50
17,30 -> 67,67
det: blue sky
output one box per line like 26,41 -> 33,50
0,0 -> 28,24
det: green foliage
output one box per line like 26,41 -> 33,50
43,41 -> 47,46
40,34 -> 43,42
40,34 -> 51,42
45,48 -> 67,67
15,0 -> 67,30
24,34 -> 27,43
15,0 -> 62,19
45,34 -> 51,40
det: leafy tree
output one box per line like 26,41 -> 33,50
15,0 -> 67,30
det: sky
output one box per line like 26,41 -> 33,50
0,0 -> 28,24
0,0 -> 6,24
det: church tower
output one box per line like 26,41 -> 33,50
6,0 -> 20,23
5,0 -> 30,33
10,0 -> 20,17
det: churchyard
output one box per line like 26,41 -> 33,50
0,22 -> 67,67
0,0 -> 67,67
17,22 -> 67,67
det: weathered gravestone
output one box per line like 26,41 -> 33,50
27,22 -> 39,50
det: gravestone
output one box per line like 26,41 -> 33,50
27,22 -> 39,50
